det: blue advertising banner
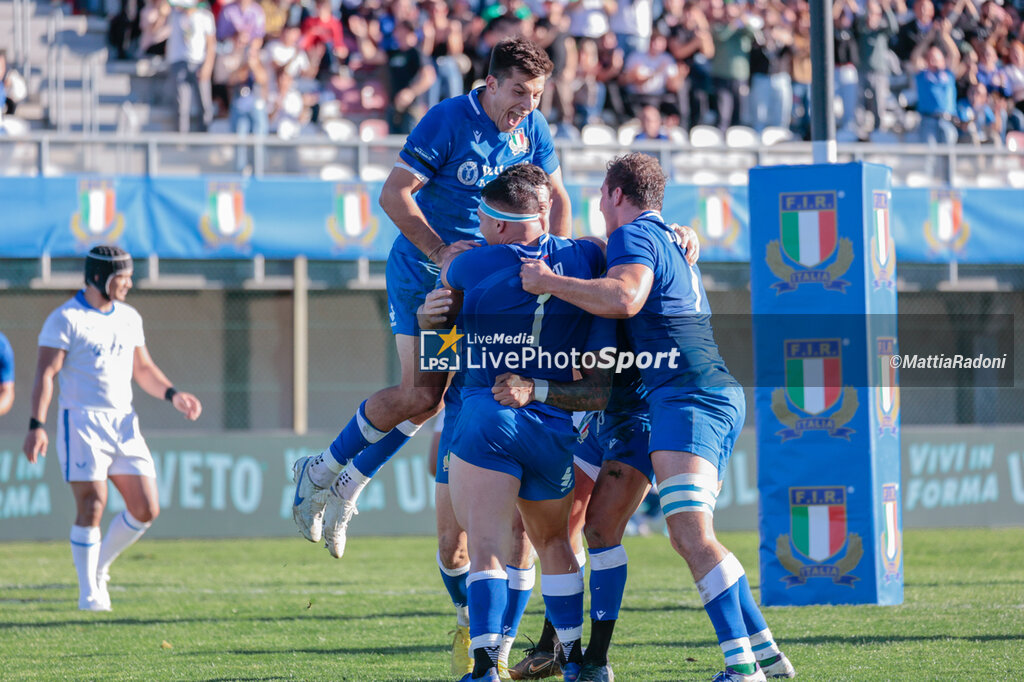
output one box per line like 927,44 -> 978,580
0,175 -> 1020,262
750,162 -> 903,606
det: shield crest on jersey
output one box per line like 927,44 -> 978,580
790,487 -> 847,563
785,339 -> 842,415
509,129 -> 530,154
780,193 -> 838,268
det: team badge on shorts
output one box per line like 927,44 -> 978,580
771,338 -> 858,441
765,191 -> 853,293
869,191 -> 895,289
70,180 -> 126,246
880,483 -> 902,582
775,486 -> 862,587
419,326 -> 463,372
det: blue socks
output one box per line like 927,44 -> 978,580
350,420 -> 420,477
328,401 -> 386,467
696,554 -> 756,673
503,564 -> 536,638
588,545 -> 628,621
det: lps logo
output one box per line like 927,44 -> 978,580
771,338 -> 858,441
692,188 -> 742,255
870,191 -> 895,289
766,191 -> 853,294
419,326 -> 463,372
327,184 -> 379,250
70,180 -> 125,246
200,182 -> 254,248
776,486 -> 862,588
875,337 -> 899,437
880,483 -> 902,582
923,189 -> 969,256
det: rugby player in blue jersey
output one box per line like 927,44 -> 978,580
419,163 -> 570,679
440,171 -> 612,682
494,328 -> 650,682
291,37 -> 575,558
520,153 -> 796,682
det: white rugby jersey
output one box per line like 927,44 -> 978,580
39,290 -> 146,412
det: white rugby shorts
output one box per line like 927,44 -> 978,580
56,408 -> 156,482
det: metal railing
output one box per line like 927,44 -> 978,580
0,131 -> 1020,185
11,0 -> 33,77
45,9 -> 67,132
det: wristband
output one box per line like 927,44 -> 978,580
29,417 -> 45,431
427,243 -> 447,263
533,379 -> 549,404
164,387 -> 178,402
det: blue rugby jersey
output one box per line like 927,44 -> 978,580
395,89 -> 559,260
445,235 -> 609,401
606,210 -> 739,391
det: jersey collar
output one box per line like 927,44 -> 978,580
513,232 -> 550,257
75,289 -> 116,316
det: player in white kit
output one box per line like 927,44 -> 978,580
22,246 -> 202,611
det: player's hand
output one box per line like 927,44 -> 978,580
519,257 -> 555,295
670,223 -> 701,265
172,392 -> 203,421
23,428 -> 48,464
492,372 -> 535,407
434,240 -> 479,268
419,288 -> 455,327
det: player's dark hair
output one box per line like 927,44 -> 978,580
85,245 -> 133,300
481,173 -> 541,216
488,36 -> 554,82
605,153 -> 666,212
499,163 -> 551,198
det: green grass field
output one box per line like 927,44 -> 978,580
1,528 -> 1021,681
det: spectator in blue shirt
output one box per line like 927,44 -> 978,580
913,28 -> 961,144
957,82 -> 998,143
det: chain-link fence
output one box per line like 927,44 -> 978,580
0,260 -> 1019,437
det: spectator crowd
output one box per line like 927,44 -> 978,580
92,0 -> 1024,145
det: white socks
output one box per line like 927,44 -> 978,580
98,510 -> 152,577
70,525 -> 101,606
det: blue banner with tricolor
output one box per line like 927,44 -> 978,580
0,175 -> 1019,263
750,162 -> 903,606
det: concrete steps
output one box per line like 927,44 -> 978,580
5,0 -> 179,132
